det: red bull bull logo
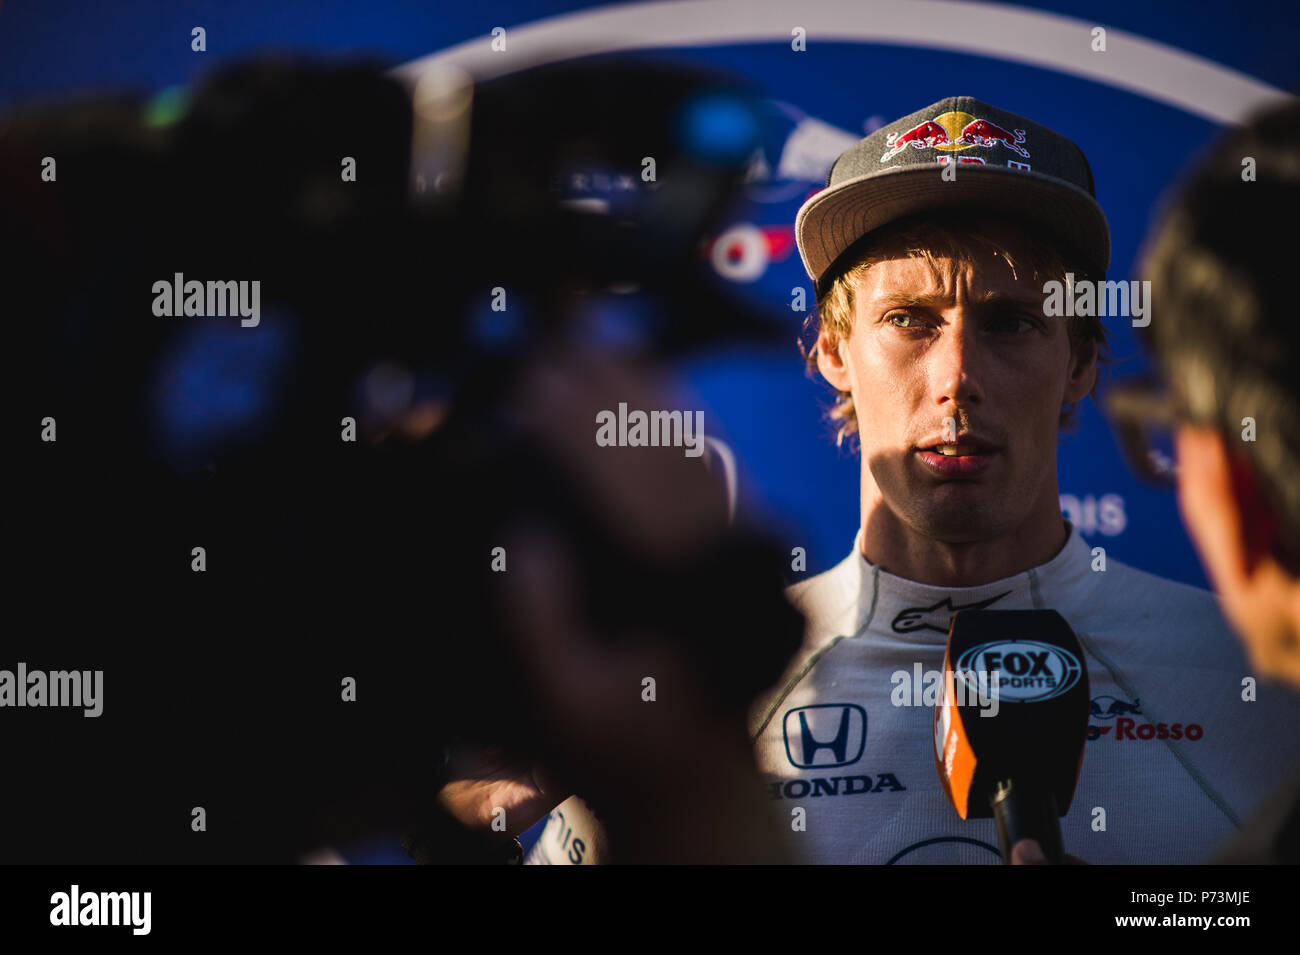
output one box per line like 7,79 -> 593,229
957,118 -> 1029,157
881,119 -> 953,161
881,111 -> 1030,162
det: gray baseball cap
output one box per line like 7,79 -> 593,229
796,96 -> 1110,297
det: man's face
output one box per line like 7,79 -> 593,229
819,239 -> 1096,543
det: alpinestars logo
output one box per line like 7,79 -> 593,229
891,591 -> 1011,634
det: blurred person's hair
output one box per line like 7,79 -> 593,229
801,213 -> 1109,448
1139,99 -> 1300,574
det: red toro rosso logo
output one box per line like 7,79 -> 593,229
881,110 -> 1030,162
1085,695 -> 1204,742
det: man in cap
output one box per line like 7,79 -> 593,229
447,97 -> 1300,864
749,95 -> 1300,864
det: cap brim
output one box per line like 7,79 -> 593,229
796,164 -> 1110,294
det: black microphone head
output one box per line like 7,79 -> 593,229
933,609 -> 1090,819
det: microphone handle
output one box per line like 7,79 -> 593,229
990,779 -> 1063,864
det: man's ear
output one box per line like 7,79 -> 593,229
1176,427 -> 1241,592
1225,445 -> 1283,578
1064,337 -> 1099,404
1175,426 -> 1279,588
816,327 -> 853,393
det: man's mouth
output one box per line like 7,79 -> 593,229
916,440 -> 999,477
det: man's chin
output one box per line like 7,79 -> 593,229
897,487 -> 1016,543
1244,619 -> 1300,689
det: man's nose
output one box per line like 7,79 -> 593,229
930,316 -> 985,409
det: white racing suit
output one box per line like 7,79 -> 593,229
527,523 -> 1300,863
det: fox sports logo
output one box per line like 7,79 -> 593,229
954,640 -> 1081,702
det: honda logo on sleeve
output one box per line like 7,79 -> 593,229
783,704 -> 867,769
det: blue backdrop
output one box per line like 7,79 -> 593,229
6,0 -> 1293,588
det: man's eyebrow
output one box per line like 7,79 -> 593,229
866,289 -> 1044,312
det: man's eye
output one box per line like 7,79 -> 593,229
886,311 -> 922,329
989,314 -> 1036,334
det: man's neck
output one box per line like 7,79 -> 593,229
859,495 -> 1072,588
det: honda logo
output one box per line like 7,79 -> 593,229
783,704 -> 867,769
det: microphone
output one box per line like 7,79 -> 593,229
933,610 -> 1090,864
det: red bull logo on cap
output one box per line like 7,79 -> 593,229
881,111 -> 1030,162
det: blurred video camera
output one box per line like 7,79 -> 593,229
1,54 -> 803,862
